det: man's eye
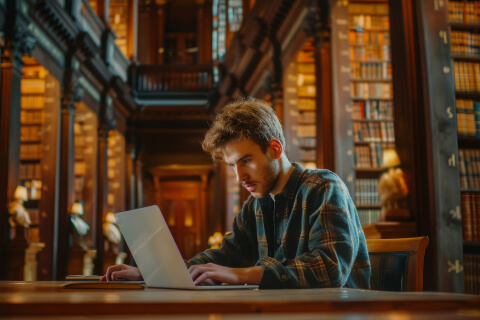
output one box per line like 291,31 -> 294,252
242,159 -> 251,164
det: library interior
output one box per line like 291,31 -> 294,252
1,0 -> 480,317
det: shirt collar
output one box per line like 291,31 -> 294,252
275,162 -> 305,200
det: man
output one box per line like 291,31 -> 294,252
103,97 -> 371,289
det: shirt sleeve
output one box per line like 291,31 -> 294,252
256,180 -> 363,289
186,209 -> 256,268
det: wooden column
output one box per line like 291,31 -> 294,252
313,1 -> 333,171
271,39 -> 284,125
126,0 -> 138,61
196,0 -> 212,64
125,130 -> 136,211
94,94 -> 115,275
36,72 -> 62,280
0,28 -> 35,280
56,66 -> 82,280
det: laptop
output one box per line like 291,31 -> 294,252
115,205 -> 259,290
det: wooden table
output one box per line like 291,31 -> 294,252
1,281 -> 480,318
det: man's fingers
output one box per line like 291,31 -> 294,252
111,270 -> 127,281
193,271 -> 217,285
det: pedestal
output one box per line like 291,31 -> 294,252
6,235 -> 44,281
67,247 -> 97,275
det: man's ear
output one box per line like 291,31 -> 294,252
269,139 -> 283,160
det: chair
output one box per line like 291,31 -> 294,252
366,236 -> 429,292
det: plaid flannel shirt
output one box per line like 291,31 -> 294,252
187,163 -> 371,289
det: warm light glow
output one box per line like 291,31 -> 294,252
382,148 -> 401,168
13,185 -> 28,201
297,73 -> 304,87
71,201 -> 84,215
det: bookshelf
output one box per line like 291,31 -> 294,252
348,1 -> 395,225
73,102 -> 98,249
109,0 -> 128,57
106,129 -> 126,215
19,65 -> 47,244
283,38 -> 318,169
448,0 -> 480,295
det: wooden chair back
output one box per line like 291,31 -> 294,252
366,236 -> 429,291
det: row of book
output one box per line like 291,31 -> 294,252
348,3 -> 388,15
348,30 -> 391,46
298,137 -> 316,148
21,95 -> 45,109
352,100 -> 394,120
298,111 -> 315,123
298,98 -> 316,111
22,179 -> 42,201
298,149 -> 315,163
20,144 -> 43,160
350,61 -> 392,80
354,142 -> 394,168
350,46 -> 391,62
357,209 -> 381,226
448,1 -> 480,24
450,30 -> 480,57
20,126 -> 43,142
459,149 -> 480,190
298,85 -> 316,98
298,124 -> 316,138
456,99 -> 480,137
20,110 -> 45,124
19,163 -> 41,180
20,79 -> 45,94
461,192 -> 480,241
351,82 -> 393,99
355,179 -> 381,206
349,15 -> 389,31
353,121 -> 395,143
464,254 -> 480,295
453,61 -> 480,93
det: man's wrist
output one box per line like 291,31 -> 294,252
242,266 -> 264,284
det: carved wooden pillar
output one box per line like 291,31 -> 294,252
94,94 -> 115,275
310,1 -> 333,171
127,0 -> 138,61
56,63 -> 83,280
0,27 -> 35,280
270,38 -> 284,125
196,0 -> 212,64
125,126 -> 138,211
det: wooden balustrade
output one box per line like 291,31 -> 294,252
135,64 -> 214,93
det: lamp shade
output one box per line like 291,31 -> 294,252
382,148 -> 401,168
71,201 -> 84,215
13,185 -> 28,201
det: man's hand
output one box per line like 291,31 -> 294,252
101,264 -> 143,282
188,263 -> 264,285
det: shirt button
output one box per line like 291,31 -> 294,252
281,275 -> 287,280
276,240 -> 281,245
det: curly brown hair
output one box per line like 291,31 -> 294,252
202,97 -> 285,161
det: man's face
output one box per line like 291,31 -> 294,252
223,139 -> 280,198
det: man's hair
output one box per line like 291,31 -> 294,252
202,97 -> 285,161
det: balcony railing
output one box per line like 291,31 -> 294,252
135,64 -> 214,94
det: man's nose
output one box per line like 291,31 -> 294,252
234,166 -> 247,183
